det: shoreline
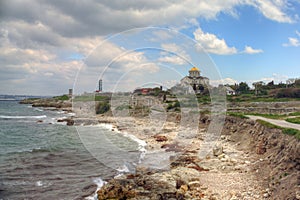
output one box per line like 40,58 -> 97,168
19,99 -> 300,199
91,114 -> 299,200
90,114 -> 259,199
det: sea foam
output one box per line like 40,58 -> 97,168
85,177 -> 107,200
0,115 -> 47,119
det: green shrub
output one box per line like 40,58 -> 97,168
116,105 -> 132,110
95,101 -> 110,114
167,101 -> 180,111
275,88 -> 300,98
53,95 -> 69,101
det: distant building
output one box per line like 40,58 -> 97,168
68,89 -> 73,98
96,79 -> 102,93
224,86 -> 236,95
133,88 -> 153,95
178,67 -> 210,94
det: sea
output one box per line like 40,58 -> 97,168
0,100 -> 144,200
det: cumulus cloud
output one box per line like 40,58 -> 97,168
245,0 -> 294,23
243,46 -> 264,54
158,56 -> 186,65
283,30 -> 300,47
283,37 -> 300,47
248,73 -> 289,88
193,28 -> 237,55
0,1 -> 295,38
210,78 -> 238,87
158,43 -> 191,65
0,0 -> 297,94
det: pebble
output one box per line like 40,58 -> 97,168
188,181 -> 201,189
296,190 -> 300,199
230,196 -> 239,200
263,192 -> 269,198
180,185 -> 188,193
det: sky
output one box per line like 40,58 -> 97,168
1,0 -> 300,95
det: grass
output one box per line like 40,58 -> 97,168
197,95 -> 211,104
288,112 -> 300,116
53,95 -> 69,101
247,113 -> 286,119
257,119 -> 300,140
246,112 -> 300,120
286,117 -> 300,124
73,95 -> 109,102
226,94 -> 300,103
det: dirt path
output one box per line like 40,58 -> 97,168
246,115 -> 300,130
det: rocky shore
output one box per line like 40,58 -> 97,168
19,98 -> 300,199
19,97 -> 74,125
20,97 -> 72,111
89,114 -> 299,200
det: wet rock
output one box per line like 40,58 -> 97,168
57,118 -> 74,126
97,179 -> 135,199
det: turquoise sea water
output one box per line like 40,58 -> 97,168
0,101 -> 141,199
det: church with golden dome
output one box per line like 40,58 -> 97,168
179,66 -> 210,94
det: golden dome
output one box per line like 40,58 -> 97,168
189,67 -> 199,71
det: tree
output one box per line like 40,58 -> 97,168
267,80 -> 274,86
252,81 -> 265,95
237,82 -> 250,94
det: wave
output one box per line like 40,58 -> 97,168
85,177 -> 107,200
3,146 -> 50,155
77,123 -> 148,165
67,112 -> 76,116
122,132 -> 147,163
0,115 -> 47,119
34,108 -> 44,112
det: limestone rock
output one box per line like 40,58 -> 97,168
213,145 -> 223,156
188,181 -> 201,190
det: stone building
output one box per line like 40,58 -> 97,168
179,67 -> 210,94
